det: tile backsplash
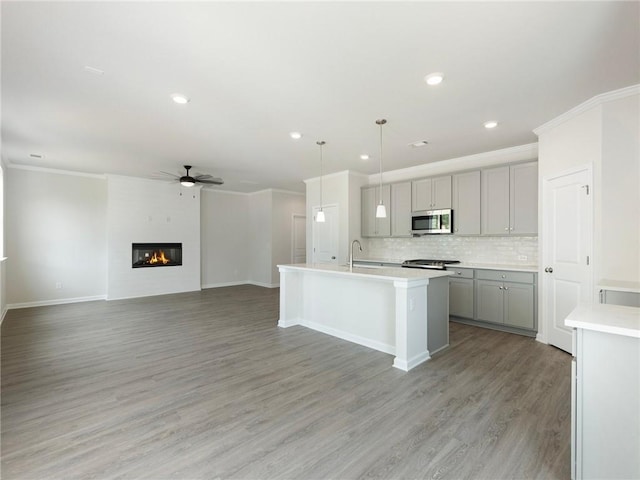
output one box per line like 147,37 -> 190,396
366,235 -> 538,265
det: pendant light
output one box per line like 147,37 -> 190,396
375,119 -> 387,218
316,140 -> 326,222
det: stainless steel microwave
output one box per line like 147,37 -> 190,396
411,209 -> 453,235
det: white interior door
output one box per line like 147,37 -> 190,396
312,205 -> 339,264
291,214 -> 306,263
543,167 -> 592,353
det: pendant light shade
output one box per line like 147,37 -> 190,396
316,140 -> 326,223
375,119 -> 387,218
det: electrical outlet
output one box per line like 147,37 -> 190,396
518,255 -> 528,261
55,282 -> 63,289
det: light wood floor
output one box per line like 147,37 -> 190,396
1,285 -> 571,479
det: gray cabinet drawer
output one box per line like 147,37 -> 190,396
448,268 -> 474,279
476,269 -> 534,284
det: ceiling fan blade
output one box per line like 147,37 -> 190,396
155,171 -> 180,179
197,178 -> 224,185
195,173 -> 213,180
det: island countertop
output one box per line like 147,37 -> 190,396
278,263 -> 451,283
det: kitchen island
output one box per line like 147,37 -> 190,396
277,263 -> 450,371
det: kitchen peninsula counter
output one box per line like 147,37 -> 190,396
277,263 -> 450,371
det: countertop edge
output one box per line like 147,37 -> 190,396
565,304 -> 640,338
278,263 -> 450,283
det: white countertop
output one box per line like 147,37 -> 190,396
278,263 -> 450,283
353,258 -> 403,265
455,262 -> 538,273
597,279 -> 640,294
565,303 -> 640,338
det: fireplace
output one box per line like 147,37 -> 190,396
132,243 -> 182,268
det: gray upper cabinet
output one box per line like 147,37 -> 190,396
481,166 -> 510,234
481,162 -> 537,235
391,182 -> 412,237
510,162 -> 538,235
412,175 -> 451,211
362,185 -> 390,237
452,171 -> 481,235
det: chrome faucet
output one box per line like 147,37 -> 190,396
350,239 -> 363,269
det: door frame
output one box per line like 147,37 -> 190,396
291,213 -> 306,263
539,164 -> 593,347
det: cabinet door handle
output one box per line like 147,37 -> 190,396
544,267 -> 554,273
498,286 -> 504,290
504,227 -> 509,231
503,286 -> 509,290
456,271 -> 462,275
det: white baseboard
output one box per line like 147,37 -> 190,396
535,333 -> 548,344
247,281 -> 279,289
278,318 -> 301,328
8,295 -> 107,310
393,351 -> 431,372
303,319 -> 395,355
201,281 -> 247,289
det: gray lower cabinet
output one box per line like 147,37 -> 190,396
450,267 -> 537,335
449,268 -> 474,318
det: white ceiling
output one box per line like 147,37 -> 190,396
2,1 -> 639,193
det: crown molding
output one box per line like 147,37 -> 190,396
249,188 -> 305,196
6,162 -> 107,180
304,169 -> 368,184
534,84 -> 640,136
366,143 -> 538,185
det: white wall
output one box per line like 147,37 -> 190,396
248,190 -> 272,287
6,168 -> 107,306
536,87 -> 640,285
106,176 -> 201,300
1,162 -> 6,321
201,190 -> 250,288
271,191 -> 306,284
600,95 -> 640,282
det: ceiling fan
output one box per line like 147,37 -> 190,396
158,165 -> 224,187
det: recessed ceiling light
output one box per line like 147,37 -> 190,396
360,154 -> 370,160
424,72 -> 444,86
408,140 -> 429,148
171,94 -> 190,104
484,121 -> 498,129
289,132 -> 303,140
83,65 -> 104,75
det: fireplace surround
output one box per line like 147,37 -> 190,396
132,243 -> 182,268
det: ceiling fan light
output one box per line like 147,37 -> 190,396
316,210 -> 326,223
376,204 -> 387,218
180,177 -> 195,187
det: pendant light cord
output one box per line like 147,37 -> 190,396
317,140 -> 325,211
376,119 -> 387,205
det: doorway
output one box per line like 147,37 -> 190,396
542,166 -> 592,353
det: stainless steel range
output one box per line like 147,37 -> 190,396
401,259 -> 461,270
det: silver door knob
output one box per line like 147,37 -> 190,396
545,267 -> 553,273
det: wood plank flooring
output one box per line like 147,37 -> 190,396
1,285 -> 571,479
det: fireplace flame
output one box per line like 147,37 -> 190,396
148,250 -> 170,265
